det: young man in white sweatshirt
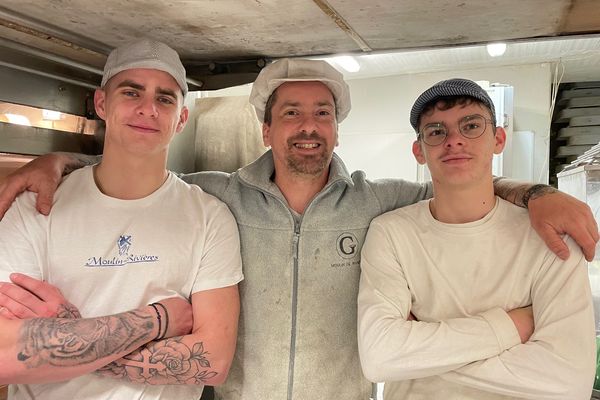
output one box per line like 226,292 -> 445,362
358,78 -> 596,399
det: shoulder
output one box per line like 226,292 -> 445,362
180,170 -> 232,198
371,200 -> 428,230
170,174 -> 237,223
496,197 -> 532,228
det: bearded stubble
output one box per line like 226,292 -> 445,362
284,132 -> 332,176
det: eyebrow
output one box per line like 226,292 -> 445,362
280,100 -> 334,108
115,80 -> 178,99
424,113 -> 483,125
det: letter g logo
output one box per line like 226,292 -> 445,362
336,233 -> 359,259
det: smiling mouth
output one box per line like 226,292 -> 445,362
295,143 -> 320,149
129,124 -> 159,132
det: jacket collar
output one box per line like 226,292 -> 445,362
238,149 -> 353,194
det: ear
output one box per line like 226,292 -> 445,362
94,89 -> 107,121
335,125 -> 339,147
412,140 -> 427,165
262,122 -> 271,147
175,106 -> 189,134
493,127 -> 507,154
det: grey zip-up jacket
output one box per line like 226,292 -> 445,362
183,150 -> 432,400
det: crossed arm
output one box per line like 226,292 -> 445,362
0,274 -> 239,386
0,293 -> 191,384
357,224 -> 595,399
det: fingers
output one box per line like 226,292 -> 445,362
0,306 -> 18,320
9,273 -> 60,302
35,180 -> 59,216
0,285 -> 40,319
538,225 -> 570,261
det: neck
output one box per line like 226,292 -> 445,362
94,151 -> 168,200
429,178 -> 496,223
274,168 -> 329,214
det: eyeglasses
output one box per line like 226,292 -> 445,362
418,114 -> 494,146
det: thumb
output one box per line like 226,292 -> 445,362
35,181 -> 59,215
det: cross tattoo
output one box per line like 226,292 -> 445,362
124,347 -> 166,380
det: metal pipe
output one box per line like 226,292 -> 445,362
0,60 -> 97,90
0,37 -> 103,75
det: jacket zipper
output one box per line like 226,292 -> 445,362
288,222 -> 300,400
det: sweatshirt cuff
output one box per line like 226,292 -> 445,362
480,307 -> 521,352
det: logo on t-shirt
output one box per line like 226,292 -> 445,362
84,234 -> 159,267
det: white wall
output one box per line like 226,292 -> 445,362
197,63 -> 553,182
339,63 -> 553,183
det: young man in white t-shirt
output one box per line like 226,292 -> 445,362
0,39 -> 243,399
358,78 -> 596,399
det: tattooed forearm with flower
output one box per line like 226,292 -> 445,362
96,337 -> 218,385
96,286 -> 241,387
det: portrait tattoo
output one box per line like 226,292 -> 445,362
17,310 -> 154,368
97,338 -> 218,384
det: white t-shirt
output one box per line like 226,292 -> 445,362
358,197 -> 596,400
0,166 -> 243,400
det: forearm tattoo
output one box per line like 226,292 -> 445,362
492,177 -> 557,208
17,310 -> 154,368
96,338 -> 218,385
61,152 -> 101,175
522,184 -> 558,208
56,303 -> 82,319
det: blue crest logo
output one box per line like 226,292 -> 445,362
117,235 -> 132,256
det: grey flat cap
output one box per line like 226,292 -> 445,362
249,58 -> 351,123
410,78 -> 496,132
101,39 -> 188,96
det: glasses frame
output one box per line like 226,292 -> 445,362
418,114 -> 495,146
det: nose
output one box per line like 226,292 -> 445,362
444,126 -> 465,148
136,96 -> 158,118
298,114 -> 318,133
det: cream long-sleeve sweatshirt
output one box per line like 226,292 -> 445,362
358,197 -> 596,400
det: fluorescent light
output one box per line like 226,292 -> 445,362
486,43 -> 507,57
5,114 -> 31,126
332,56 -> 360,72
42,109 -> 62,121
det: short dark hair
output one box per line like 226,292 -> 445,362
417,96 -> 496,133
263,90 -> 278,125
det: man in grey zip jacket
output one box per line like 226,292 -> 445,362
0,58 -> 598,400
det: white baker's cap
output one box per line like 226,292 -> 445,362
101,39 -> 188,96
249,58 -> 351,123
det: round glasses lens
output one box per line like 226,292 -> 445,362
421,124 -> 447,145
459,115 -> 486,138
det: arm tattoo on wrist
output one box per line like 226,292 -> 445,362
17,310 -> 154,368
56,303 -> 82,319
96,338 -> 218,384
523,184 -> 558,209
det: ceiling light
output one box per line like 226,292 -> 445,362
5,114 -> 31,126
486,43 -> 507,57
332,56 -> 360,72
